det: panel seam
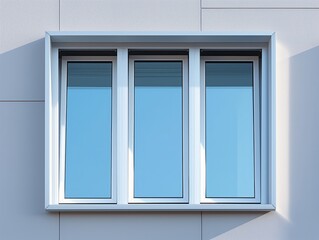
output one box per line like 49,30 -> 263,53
0,100 -> 45,102
202,7 -> 319,9
59,212 -> 61,240
59,0 -> 61,31
200,0 -> 203,31
201,211 -> 203,240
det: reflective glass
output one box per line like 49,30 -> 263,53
134,61 -> 183,198
205,62 -> 254,198
65,62 -> 112,199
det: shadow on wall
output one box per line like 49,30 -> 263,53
202,211 -> 265,239
0,39 -> 59,240
201,45 -> 319,240
288,45 -> 319,239
0,38 -> 45,101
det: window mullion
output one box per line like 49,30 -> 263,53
49,47 -> 60,206
189,48 -> 201,204
261,47 -> 269,204
117,48 -> 129,204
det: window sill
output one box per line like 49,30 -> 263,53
46,204 -> 275,212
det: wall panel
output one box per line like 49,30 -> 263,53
0,0 -> 59,53
60,0 -> 200,31
60,212 -> 201,240
0,40 -> 45,100
202,0 -> 319,9
0,102 -> 59,240
0,0 -> 59,101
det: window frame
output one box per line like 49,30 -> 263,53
59,56 -> 117,204
200,56 -> 261,204
128,55 -> 189,203
45,32 -> 276,211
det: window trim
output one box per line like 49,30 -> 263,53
59,56 -> 117,204
200,56 -> 260,204
45,32 -> 276,211
128,55 -> 189,203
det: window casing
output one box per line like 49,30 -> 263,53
45,33 -> 276,211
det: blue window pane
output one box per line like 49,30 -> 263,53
65,62 -> 112,199
205,62 -> 254,198
134,61 -> 183,198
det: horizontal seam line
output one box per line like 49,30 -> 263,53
201,7 -> 319,9
0,100 -> 45,102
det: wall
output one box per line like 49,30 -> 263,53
1,0 -> 319,239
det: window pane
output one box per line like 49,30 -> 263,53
65,62 -> 112,199
134,61 -> 183,198
205,62 -> 254,198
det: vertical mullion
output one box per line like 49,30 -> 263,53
59,59 -> 67,203
200,58 -> 206,203
117,48 -> 129,204
261,48 -> 268,204
45,33 -> 52,207
260,48 -> 269,203
253,58 -> 261,203
111,58 -> 117,203
183,57 -> 189,203
270,35 -> 277,207
51,47 -> 60,205
128,57 -> 134,202
189,48 -> 201,204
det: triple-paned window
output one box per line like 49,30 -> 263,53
46,34 -> 276,211
59,53 -> 260,204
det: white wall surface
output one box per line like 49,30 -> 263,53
60,0 -> 200,31
202,0 -> 319,8
1,0 -> 319,239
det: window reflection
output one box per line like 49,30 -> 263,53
205,62 -> 255,198
134,61 -> 183,198
65,62 -> 112,199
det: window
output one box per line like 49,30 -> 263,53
128,55 -> 188,203
201,56 -> 260,203
45,33 -> 276,211
59,56 -> 116,203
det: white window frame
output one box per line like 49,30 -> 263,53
128,55 -> 189,203
200,56 -> 260,204
59,56 -> 117,204
45,32 -> 276,211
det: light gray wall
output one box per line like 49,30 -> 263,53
1,0 -> 319,239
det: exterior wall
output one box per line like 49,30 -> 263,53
0,1 -> 318,239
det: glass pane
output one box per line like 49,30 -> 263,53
134,61 -> 183,198
205,62 -> 254,198
65,62 -> 112,199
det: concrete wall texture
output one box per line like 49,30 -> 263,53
1,0 -> 319,239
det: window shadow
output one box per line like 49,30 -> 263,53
288,45 -> 319,239
0,38 -> 45,101
0,39 -> 59,239
202,211 -> 265,239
